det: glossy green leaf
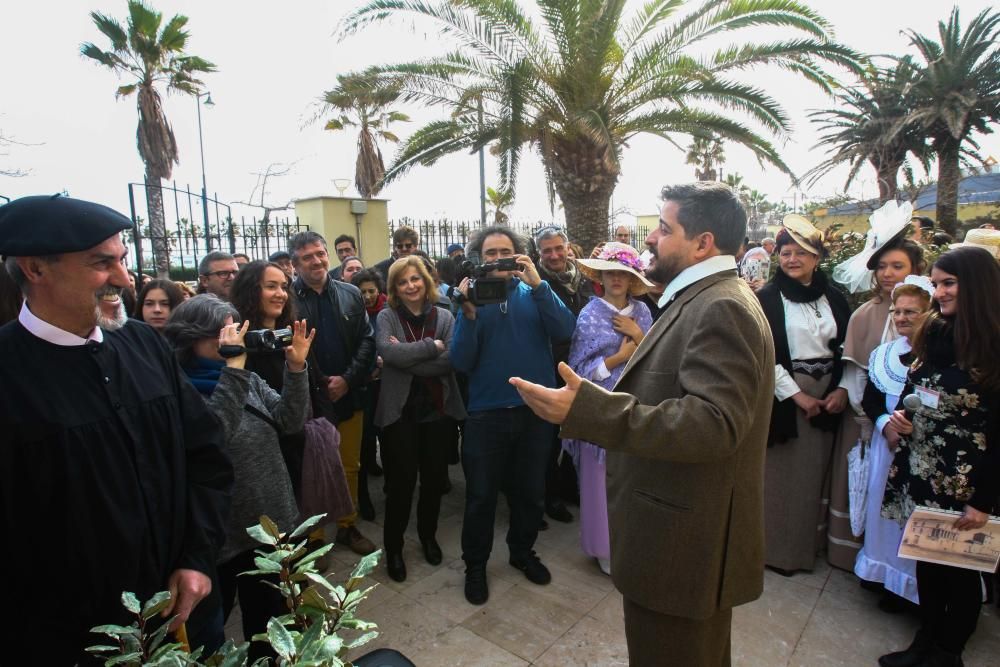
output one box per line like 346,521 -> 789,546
266,617 -> 296,660
141,590 -> 172,620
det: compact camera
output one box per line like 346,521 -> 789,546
244,327 -> 293,350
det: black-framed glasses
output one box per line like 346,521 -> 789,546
203,270 -> 239,279
395,242 -> 416,250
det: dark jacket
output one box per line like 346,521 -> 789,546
537,261 -> 593,376
757,276 -> 851,445
292,276 -> 376,421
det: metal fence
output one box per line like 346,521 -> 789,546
387,217 -> 651,259
126,182 -> 308,277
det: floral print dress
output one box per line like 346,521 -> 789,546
882,324 -> 1000,526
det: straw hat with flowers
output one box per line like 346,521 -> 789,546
576,242 -> 655,296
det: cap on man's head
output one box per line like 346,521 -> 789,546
0,194 -> 132,257
446,243 -> 464,255
268,250 -> 292,262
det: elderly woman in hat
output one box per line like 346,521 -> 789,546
562,242 -> 654,574
757,215 -> 852,576
829,201 -> 926,575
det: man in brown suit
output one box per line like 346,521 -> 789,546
511,182 -> 774,666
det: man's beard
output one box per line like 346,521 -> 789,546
644,250 -> 681,286
95,286 -> 128,331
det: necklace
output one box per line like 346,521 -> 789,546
806,300 -> 822,319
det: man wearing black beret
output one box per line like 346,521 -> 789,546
0,195 -> 234,664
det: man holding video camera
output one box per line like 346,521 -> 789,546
450,226 -> 577,605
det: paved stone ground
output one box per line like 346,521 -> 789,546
226,467 -> 1000,665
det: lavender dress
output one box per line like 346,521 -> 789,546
563,296 -> 652,560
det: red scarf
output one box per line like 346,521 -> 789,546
365,292 -> 387,319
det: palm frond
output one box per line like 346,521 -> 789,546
88,12 -> 128,52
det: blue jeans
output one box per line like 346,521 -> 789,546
461,406 -> 553,565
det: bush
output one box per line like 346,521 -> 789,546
88,514 -> 381,666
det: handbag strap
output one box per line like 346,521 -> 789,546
244,403 -> 280,434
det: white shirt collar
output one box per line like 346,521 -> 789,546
658,255 -> 737,308
18,301 -> 103,346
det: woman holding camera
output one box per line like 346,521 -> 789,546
375,256 -> 466,582
164,293 -> 314,657
878,247 -> 1000,667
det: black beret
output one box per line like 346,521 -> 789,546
0,194 -> 132,257
268,250 -> 291,262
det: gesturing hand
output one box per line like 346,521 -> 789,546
510,362 -> 582,425
284,319 -> 315,372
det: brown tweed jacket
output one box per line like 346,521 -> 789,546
560,269 -> 775,619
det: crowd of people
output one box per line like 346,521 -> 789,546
1,187 -> 998,666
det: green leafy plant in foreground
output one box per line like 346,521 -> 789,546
89,514 -> 382,666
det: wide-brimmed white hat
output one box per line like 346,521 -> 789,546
833,200 -> 914,294
576,242 -> 654,295
950,228 -> 1000,258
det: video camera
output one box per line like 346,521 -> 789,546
453,256 -> 522,306
244,327 -> 293,351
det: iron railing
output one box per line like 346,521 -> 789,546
126,182 -> 308,277
386,217 -> 650,259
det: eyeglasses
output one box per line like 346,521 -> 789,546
204,270 -> 239,279
395,242 -> 416,250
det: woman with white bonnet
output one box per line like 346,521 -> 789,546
828,201 -> 926,574
853,275 -> 933,610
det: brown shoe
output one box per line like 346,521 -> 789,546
336,525 -> 377,555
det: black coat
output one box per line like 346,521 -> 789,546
0,319 -> 233,664
292,276 -> 376,422
757,275 -> 851,444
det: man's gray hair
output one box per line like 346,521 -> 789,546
4,255 -> 60,294
198,251 -> 235,276
162,293 -> 240,367
533,225 -> 568,244
762,237 -> 776,245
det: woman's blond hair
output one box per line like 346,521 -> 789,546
386,256 -> 436,309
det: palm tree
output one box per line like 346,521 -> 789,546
905,7 -> 1000,235
322,70 -> 410,198
806,58 -> 930,204
485,186 -> 514,224
82,1 -> 215,278
338,0 -> 861,253
685,135 -> 725,181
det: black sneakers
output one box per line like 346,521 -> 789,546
509,551 -> 551,585
465,563 -> 488,605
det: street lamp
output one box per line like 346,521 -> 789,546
195,91 -> 214,249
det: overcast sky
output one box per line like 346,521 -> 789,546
2,0 -> 998,227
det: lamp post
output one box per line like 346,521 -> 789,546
195,91 -> 214,249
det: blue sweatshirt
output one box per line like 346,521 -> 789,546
450,278 -> 577,411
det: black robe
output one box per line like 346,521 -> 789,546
0,318 -> 233,664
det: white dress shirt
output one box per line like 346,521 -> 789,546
773,294 -> 849,401
18,301 -> 103,346
657,255 -> 738,308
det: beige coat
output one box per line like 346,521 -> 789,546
560,270 -> 775,619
